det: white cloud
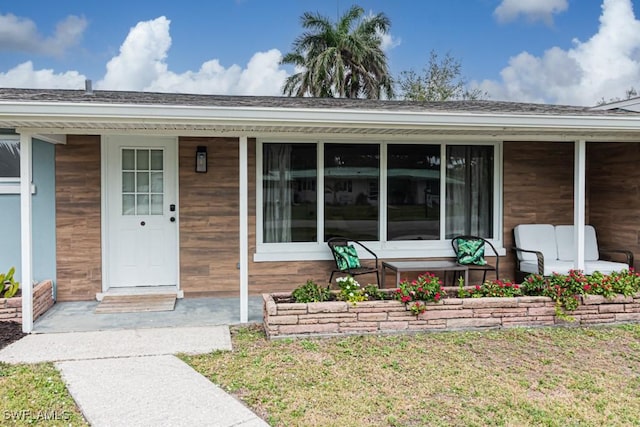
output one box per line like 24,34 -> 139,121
0,61 -> 85,88
478,0 -> 640,105
96,16 -> 288,95
494,0 -> 568,25
380,32 -> 401,52
0,13 -> 87,56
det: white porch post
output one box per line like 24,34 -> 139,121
19,132 -> 34,333
574,140 -> 586,271
239,136 -> 249,323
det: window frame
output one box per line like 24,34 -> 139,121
255,139 -> 504,262
0,135 -> 22,194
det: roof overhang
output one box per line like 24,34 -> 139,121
3,100 -> 640,141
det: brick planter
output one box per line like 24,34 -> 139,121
263,291 -> 640,339
0,280 -> 55,325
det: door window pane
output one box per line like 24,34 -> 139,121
136,150 -> 149,170
150,194 -> 163,215
263,143 -> 317,242
151,172 -> 163,192
122,149 -> 135,170
324,144 -> 379,241
446,146 -> 494,238
122,172 -> 135,192
122,195 -> 135,215
151,150 -> 163,170
136,172 -> 149,192
387,144 -> 440,240
137,194 -> 150,215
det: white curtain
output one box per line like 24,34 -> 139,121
264,144 -> 293,243
446,146 -> 493,238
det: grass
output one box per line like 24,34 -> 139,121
183,324 -> 640,427
2,324 -> 640,426
0,362 -> 87,426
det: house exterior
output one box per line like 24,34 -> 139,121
2,87 -> 640,333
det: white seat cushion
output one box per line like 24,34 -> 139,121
514,224 -> 557,262
555,225 -> 599,261
519,260 -> 576,276
584,261 -> 629,275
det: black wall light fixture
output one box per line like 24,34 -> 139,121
196,146 -> 207,173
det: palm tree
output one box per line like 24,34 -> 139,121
281,5 -> 394,99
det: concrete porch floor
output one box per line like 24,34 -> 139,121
33,296 -> 264,333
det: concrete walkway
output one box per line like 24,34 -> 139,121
0,326 -> 270,427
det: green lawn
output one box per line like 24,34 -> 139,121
0,363 -> 87,426
3,325 -> 640,426
184,324 -> 640,427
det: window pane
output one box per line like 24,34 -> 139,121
137,194 -> 149,215
136,150 -> 149,170
136,172 -> 149,192
387,144 -> 440,240
122,172 -> 135,192
122,195 -> 135,215
0,139 -> 20,178
263,143 -> 317,242
150,194 -> 163,215
122,149 -> 135,170
151,150 -> 163,170
324,143 -> 379,241
446,145 -> 494,238
151,172 -> 163,193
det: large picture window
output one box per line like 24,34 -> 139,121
263,143 -> 317,242
324,143 -> 379,241
387,144 -> 440,241
258,141 -> 499,258
445,145 -> 493,238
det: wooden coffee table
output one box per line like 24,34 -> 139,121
381,260 -> 468,288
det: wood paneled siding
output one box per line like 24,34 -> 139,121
502,142 -> 575,280
55,135 -> 102,301
179,137 -> 242,297
588,142 -> 640,270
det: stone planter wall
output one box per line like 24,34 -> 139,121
0,280 -> 55,324
263,292 -> 640,339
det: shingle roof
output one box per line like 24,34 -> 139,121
0,88 -> 633,116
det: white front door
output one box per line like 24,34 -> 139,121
104,136 -> 178,287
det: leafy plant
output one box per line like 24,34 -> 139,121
543,270 -> 587,316
608,268 -> 640,296
335,276 -> 367,304
521,274 -> 547,296
362,284 -> 385,301
394,272 -> 444,315
292,280 -> 330,303
467,279 -> 522,298
0,267 -> 19,298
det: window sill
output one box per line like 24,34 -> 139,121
0,183 -> 36,194
253,242 -> 506,262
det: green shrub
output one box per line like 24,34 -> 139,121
292,280 -> 330,303
0,267 -> 19,298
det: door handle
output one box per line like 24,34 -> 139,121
140,221 -> 146,226
170,217 -> 176,222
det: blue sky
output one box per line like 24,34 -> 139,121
0,0 -> 638,105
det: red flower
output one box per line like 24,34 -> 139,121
583,284 -> 591,291
475,285 -> 481,290
434,292 -> 441,301
401,296 -> 411,303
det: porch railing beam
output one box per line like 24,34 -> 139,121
239,136 -> 249,323
574,140 -> 586,271
19,132 -> 34,333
